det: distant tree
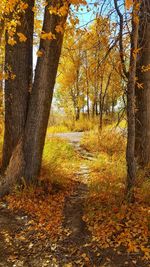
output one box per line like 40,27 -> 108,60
56,17 -> 122,127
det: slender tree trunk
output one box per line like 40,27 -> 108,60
85,51 -> 90,117
99,71 -> 112,131
92,101 -> 95,117
86,88 -> 90,117
75,68 -> 80,121
135,0 -> 150,166
2,0 -> 34,170
126,2 -> 139,202
75,107 -> 80,121
99,110 -> 103,130
111,99 -> 115,116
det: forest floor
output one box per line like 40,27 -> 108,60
0,132 -> 149,267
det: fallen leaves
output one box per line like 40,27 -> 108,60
6,185 -> 68,240
83,195 -> 150,261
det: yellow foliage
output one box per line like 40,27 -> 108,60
55,24 -> 64,34
125,0 -> 133,10
141,64 -> 150,73
36,50 -> 43,57
41,32 -> 56,40
17,32 -> 27,42
82,126 -> 126,156
8,37 -> 16,46
70,0 -> 87,5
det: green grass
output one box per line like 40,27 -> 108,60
41,137 -> 78,186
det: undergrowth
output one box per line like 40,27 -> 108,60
47,124 -> 70,134
82,126 -> 150,262
81,126 -> 126,155
41,137 -> 78,186
47,117 -> 99,133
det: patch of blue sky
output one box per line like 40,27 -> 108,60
75,0 -> 125,29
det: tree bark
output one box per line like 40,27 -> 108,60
99,71 -> 112,131
126,2 -> 139,202
0,0 -> 69,195
23,0 -> 68,182
2,0 -> 34,170
135,0 -> 150,166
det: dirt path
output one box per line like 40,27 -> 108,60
0,133 -> 101,267
0,132 -> 149,266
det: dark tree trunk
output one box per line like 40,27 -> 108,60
111,99 -> 115,115
86,89 -> 90,117
135,0 -> 150,166
99,71 -> 112,131
92,100 -> 96,117
75,107 -> 80,121
76,67 -> 80,121
126,2 -> 139,202
99,111 -> 103,130
0,0 -> 69,195
2,0 -> 34,170
23,0 -> 68,182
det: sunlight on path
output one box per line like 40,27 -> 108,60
48,132 -> 84,143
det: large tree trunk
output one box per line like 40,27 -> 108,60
126,2 -> 139,202
135,0 -> 150,167
0,0 -> 69,195
23,0 -> 68,182
2,0 -> 34,170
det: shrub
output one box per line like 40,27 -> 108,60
81,126 -> 126,156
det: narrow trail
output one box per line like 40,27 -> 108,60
48,133 -> 113,266
0,132 -> 102,267
48,137 -> 105,266
61,134 -> 93,245
0,133 -> 148,266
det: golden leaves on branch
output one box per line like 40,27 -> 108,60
8,37 -> 16,46
36,50 -> 43,57
2,1 -> 30,46
41,31 -> 56,40
48,4 -> 69,17
4,0 -> 28,14
7,32 -> 27,46
70,0 -> 87,5
141,64 -> 150,73
55,24 -> 64,34
125,0 -> 133,10
17,32 -> 27,42
125,0 -> 140,24
132,47 -> 141,60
